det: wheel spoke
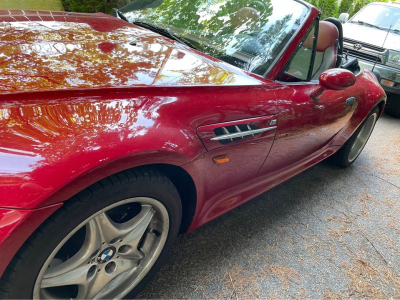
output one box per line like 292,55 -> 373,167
93,212 -> 126,244
44,220 -> 102,279
117,205 -> 155,260
86,259 -> 138,299
83,219 -> 104,261
41,265 -> 93,289
113,258 -> 139,275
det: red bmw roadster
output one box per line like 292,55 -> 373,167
0,0 -> 385,298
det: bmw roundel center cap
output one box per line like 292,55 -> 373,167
97,246 -> 116,264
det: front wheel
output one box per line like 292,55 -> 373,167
333,107 -> 379,168
0,168 -> 182,299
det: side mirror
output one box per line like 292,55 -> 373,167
339,13 -> 349,24
310,69 -> 356,100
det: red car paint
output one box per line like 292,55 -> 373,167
0,6 -> 385,278
0,205 -> 62,278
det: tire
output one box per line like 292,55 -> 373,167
333,107 -> 379,168
0,168 -> 182,299
385,94 -> 400,118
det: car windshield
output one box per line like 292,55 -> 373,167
119,0 -> 309,76
351,4 -> 400,31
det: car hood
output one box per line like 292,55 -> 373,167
0,10 -> 262,94
343,22 -> 400,50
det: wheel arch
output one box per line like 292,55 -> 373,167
0,162 -> 198,281
153,164 -> 197,233
1,165 -> 188,298
46,160 -> 199,233
332,72 -> 386,147
376,98 -> 386,117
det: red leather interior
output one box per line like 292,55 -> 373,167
316,21 -> 339,52
303,21 -> 339,51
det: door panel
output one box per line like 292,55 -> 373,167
187,84 -> 281,226
258,82 -> 358,175
194,116 -> 277,221
196,115 -> 277,198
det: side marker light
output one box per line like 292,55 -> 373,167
213,155 -> 230,164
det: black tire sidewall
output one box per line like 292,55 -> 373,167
6,172 -> 181,299
385,95 -> 400,118
336,107 -> 379,168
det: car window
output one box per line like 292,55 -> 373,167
351,4 -> 400,31
120,0 -> 309,76
277,23 -> 317,82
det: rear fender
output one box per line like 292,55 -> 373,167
331,69 -> 386,146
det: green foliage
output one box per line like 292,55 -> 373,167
61,0 -> 131,14
339,0 -> 353,14
352,0 -> 365,16
311,0 -> 338,19
308,0 -> 319,6
62,0 -> 109,13
123,0 -> 274,34
62,0 -> 391,18
321,0 -> 339,18
309,0 -> 391,18
0,0 -> 64,11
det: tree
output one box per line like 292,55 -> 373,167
339,0 -> 354,14
308,0 -> 319,7
61,0 -> 131,14
315,0 -> 339,19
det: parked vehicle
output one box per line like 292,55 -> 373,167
0,0 -> 385,298
340,2 -> 400,118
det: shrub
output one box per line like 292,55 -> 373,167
62,0 -> 131,14
320,0 -> 339,18
339,0 -> 354,14
309,0 -> 338,19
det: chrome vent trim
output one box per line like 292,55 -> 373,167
211,123 -> 276,144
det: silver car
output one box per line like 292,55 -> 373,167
340,2 -> 400,118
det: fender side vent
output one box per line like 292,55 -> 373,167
213,124 -> 259,145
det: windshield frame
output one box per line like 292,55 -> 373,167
118,0 -> 313,79
262,0 -> 312,77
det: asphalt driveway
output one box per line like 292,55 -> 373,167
139,112 -> 400,299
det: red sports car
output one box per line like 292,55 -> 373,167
0,0 -> 385,298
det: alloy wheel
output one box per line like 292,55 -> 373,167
348,112 -> 377,162
33,197 -> 169,299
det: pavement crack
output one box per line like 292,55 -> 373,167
368,174 -> 400,190
358,229 -> 390,266
310,211 -> 324,224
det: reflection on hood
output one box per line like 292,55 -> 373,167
0,11 -> 262,94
